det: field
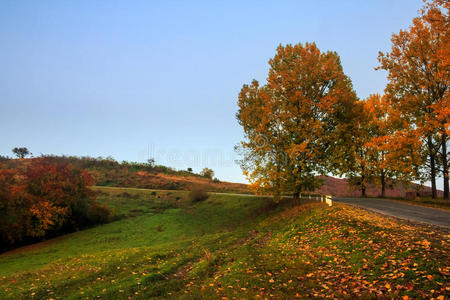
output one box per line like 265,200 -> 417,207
0,187 -> 448,299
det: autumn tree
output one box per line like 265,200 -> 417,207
377,0 -> 449,199
237,43 -> 358,200
12,147 -> 30,159
340,100 -> 374,197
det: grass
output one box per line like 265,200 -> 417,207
0,187 -> 448,299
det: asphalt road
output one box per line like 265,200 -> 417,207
333,197 -> 450,228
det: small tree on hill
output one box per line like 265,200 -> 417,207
12,147 -> 31,159
147,158 -> 155,168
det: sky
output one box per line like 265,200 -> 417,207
0,0 -> 429,185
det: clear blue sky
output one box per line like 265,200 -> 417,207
0,0 -> 425,184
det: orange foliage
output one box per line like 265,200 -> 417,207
237,43 -> 357,199
0,158 -> 102,247
378,0 -> 449,198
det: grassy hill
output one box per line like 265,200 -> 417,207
0,187 -> 448,299
2,156 -> 440,198
1,156 -> 249,193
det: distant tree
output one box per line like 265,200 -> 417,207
12,147 -> 30,159
147,158 -> 155,168
187,167 -> 193,172
200,167 -> 214,179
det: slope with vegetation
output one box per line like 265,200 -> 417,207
0,187 -> 448,299
1,155 -> 249,193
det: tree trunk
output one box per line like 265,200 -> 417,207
442,131 -> 449,199
427,136 -> 437,199
381,169 -> 386,198
361,174 -> 366,197
293,191 -> 300,205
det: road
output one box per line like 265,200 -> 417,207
333,197 -> 450,228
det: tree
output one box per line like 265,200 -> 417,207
187,167 -> 193,172
363,95 -> 407,197
378,0 -> 449,199
237,42 -> 358,200
200,167 -> 214,179
147,158 -> 155,168
12,147 -> 30,159
340,100 -> 374,197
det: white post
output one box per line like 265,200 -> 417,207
325,195 -> 332,207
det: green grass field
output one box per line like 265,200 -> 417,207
0,187 -> 448,299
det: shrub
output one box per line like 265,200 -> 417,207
200,168 -> 214,179
0,158 -> 111,248
189,189 -> 210,203
88,202 -> 112,224
119,192 -> 139,199
0,155 -> 10,162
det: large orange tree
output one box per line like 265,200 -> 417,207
378,0 -> 449,198
237,43 -> 357,200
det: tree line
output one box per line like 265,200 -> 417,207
236,0 -> 448,200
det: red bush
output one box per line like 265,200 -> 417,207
0,158 -> 110,248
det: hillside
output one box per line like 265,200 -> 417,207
1,156 -> 249,194
0,187 -> 448,299
1,156 -> 440,198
